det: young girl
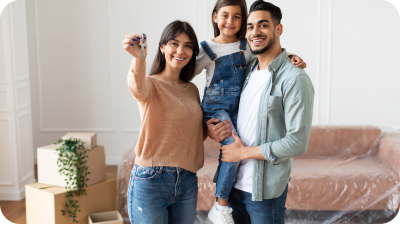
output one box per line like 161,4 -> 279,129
194,0 -> 306,223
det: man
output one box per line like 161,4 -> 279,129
207,0 -> 314,223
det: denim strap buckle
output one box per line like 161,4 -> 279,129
211,53 -> 219,63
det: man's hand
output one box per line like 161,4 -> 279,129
206,118 -> 232,142
221,131 -> 246,162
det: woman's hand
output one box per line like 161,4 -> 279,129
206,118 -> 233,142
289,55 -> 307,68
122,33 -> 147,59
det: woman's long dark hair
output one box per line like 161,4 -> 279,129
149,20 -> 199,82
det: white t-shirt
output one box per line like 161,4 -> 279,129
233,64 -> 271,193
195,39 -> 256,87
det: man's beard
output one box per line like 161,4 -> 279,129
249,33 -> 276,55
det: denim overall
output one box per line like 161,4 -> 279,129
201,39 -> 247,200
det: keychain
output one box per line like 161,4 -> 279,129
139,38 -> 147,59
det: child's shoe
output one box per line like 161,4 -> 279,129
206,202 -> 234,224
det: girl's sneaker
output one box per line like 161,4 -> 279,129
205,202 -> 234,224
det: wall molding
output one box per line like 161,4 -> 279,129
7,3 -> 16,84
34,0 -> 115,132
315,0 -> 321,124
317,0 -> 333,125
326,0 -> 333,125
0,8 -> 9,85
122,128 -> 140,133
0,6 -> 11,85
0,175 -> 35,200
0,90 -> 9,112
108,0 -> 115,132
40,127 -> 115,132
0,118 -> 13,186
15,85 -> 30,111
121,0 -> 141,133
16,112 -> 34,185
10,1 -> 29,83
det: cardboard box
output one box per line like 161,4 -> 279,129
88,211 -> 123,224
37,144 -> 106,187
62,132 -> 97,150
26,173 -> 117,224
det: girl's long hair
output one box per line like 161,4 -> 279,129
149,21 -> 199,82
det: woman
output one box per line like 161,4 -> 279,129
122,21 -> 206,224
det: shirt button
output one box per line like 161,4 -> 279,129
208,89 -> 212,91
207,96 -> 210,99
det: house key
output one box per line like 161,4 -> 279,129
139,38 -> 147,59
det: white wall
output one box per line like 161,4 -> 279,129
19,0 -> 400,165
0,0 -> 36,200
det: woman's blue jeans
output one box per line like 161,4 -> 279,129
127,164 -> 198,224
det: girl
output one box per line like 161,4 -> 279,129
194,0 -> 306,223
122,21 -> 205,224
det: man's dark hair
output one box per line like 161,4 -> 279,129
249,0 -> 282,26
149,20 -> 199,82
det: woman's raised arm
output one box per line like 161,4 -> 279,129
123,33 -> 150,101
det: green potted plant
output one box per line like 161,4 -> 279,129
54,137 -> 90,223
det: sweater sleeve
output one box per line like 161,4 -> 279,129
127,58 -> 150,102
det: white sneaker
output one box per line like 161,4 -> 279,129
206,202 -> 234,224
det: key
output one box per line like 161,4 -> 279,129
139,39 -> 147,59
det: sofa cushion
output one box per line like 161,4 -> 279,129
288,158 -> 400,210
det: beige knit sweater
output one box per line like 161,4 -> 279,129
127,60 -> 204,173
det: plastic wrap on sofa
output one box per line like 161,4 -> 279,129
116,126 -> 400,223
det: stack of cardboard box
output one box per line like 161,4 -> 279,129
26,133 -> 117,224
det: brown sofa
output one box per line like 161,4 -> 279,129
120,126 -> 400,222
198,126 -> 400,212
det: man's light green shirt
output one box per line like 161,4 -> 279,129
242,49 -> 315,201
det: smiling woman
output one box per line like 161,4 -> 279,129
122,20 -> 206,224
149,21 -> 200,83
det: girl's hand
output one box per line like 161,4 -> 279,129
122,33 -> 147,59
290,55 -> 307,69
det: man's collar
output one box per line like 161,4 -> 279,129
251,48 -> 288,73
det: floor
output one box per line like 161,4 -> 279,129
0,165 -> 118,224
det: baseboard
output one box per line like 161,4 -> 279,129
0,176 -> 36,201
106,157 -> 122,166
0,189 -> 25,201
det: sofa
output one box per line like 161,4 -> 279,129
118,126 -> 400,223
